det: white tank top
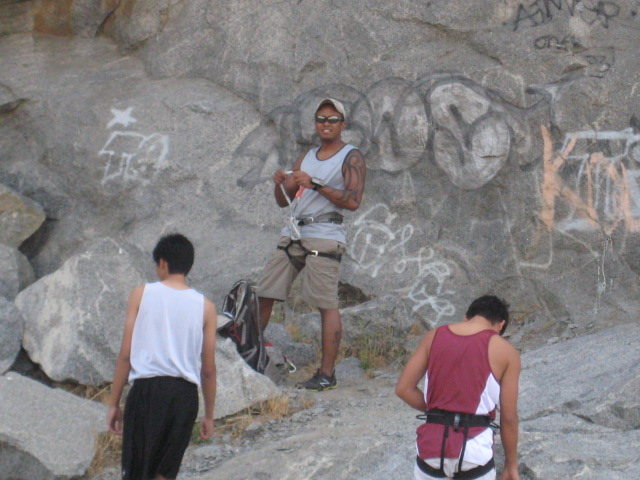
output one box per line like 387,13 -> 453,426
129,282 -> 205,386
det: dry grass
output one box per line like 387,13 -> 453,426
213,394 -> 293,439
344,327 -> 407,375
285,323 -> 312,344
88,394 -> 298,475
87,431 -> 122,477
55,382 -> 112,403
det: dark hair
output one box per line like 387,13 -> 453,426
466,295 -> 510,334
152,234 -> 194,275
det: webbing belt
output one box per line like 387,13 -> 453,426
415,457 -> 495,479
417,409 -> 494,477
277,239 -> 342,272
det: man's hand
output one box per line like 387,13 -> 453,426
273,169 -> 287,185
291,170 -> 313,189
106,405 -> 123,434
501,465 -> 520,480
200,417 -> 215,440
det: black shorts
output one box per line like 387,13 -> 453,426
122,376 -> 198,480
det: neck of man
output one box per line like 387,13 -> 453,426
466,315 -> 499,332
319,136 -> 345,152
161,273 -> 188,288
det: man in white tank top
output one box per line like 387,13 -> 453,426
106,234 -> 218,480
256,98 -> 367,391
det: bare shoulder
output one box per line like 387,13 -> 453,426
203,297 -> 217,314
345,148 -> 366,165
128,285 -> 145,304
490,334 -> 519,356
489,335 -> 521,379
418,327 -> 438,352
292,152 -> 306,170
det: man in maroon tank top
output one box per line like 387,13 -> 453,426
396,295 -> 521,480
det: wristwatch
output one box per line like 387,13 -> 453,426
310,177 -> 326,191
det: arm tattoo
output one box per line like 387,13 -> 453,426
319,149 -> 366,209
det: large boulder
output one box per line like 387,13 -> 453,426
0,297 -> 23,374
0,243 -> 35,299
519,323 -> 640,425
516,323 -> 640,479
519,414 -> 640,480
0,372 -> 106,480
212,337 -> 281,419
15,238 -> 148,385
294,295 -> 414,339
0,183 -> 45,248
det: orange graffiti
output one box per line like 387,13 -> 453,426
539,125 -> 640,234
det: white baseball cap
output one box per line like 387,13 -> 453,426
316,98 -> 347,120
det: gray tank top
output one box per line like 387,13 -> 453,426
281,144 -> 357,244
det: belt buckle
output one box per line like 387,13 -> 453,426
310,250 -> 319,256
453,413 -> 461,431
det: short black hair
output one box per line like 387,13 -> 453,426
466,295 -> 510,335
152,234 -> 194,275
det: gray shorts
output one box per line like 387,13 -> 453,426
256,237 -> 346,309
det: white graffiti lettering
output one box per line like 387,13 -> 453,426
99,107 -> 170,186
348,203 -> 456,324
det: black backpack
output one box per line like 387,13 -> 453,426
218,280 -> 269,373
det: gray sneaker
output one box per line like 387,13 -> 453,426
297,369 -> 337,391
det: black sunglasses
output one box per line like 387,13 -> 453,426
315,115 -> 344,124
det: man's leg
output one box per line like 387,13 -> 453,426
319,307 -> 342,376
259,297 -> 276,330
256,237 -> 299,330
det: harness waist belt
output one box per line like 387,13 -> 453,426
418,409 -> 493,429
296,212 -> 344,226
416,457 -> 495,479
277,239 -> 342,271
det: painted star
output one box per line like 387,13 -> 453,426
107,107 -> 138,129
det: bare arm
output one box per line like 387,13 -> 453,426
395,330 -> 435,411
106,285 -> 144,434
200,299 -> 218,439
318,149 -> 367,211
499,345 -> 521,480
274,154 -> 305,207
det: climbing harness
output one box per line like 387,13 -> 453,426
278,181 -> 343,272
416,409 -> 496,479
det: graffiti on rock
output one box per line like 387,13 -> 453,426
532,34 -> 615,78
99,107 -> 169,186
235,73 -> 572,191
539,124 -> 640,235
512,0 -> 622,31
348,203 -> 456,324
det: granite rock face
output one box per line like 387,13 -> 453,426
3,1 -> 640,350
14,238 -> 148,385
0,297 -> 23,374
0,372 -> 106,480
1,3 -> 640,476
518,323 -> 640,479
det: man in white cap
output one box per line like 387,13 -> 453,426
256,98 -> 366,390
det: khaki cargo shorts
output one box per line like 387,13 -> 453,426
256,237 -> 346,309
